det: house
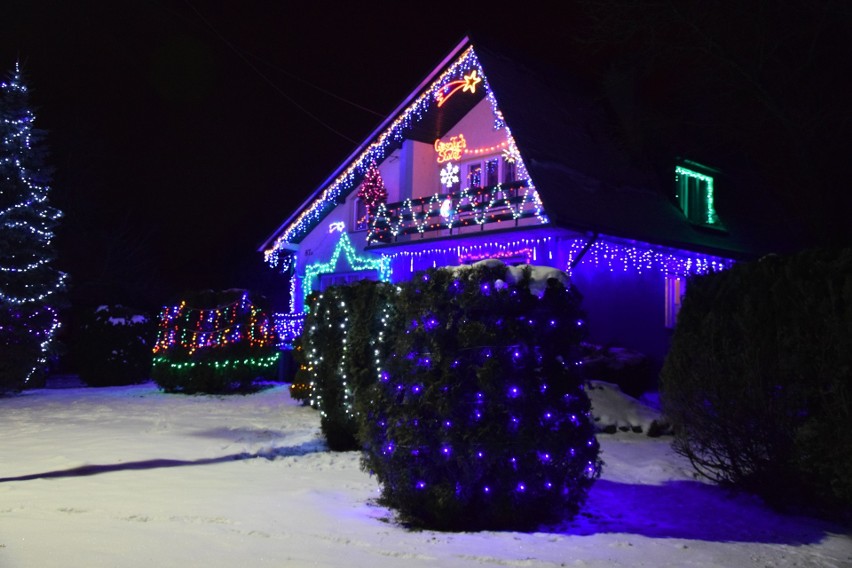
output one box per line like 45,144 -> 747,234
259,36 -> 776,378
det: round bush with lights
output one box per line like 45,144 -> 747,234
358,260 -> 602,531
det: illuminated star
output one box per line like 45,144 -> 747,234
462,70 -> 481,93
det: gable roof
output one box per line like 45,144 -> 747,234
260,36 -> 775,262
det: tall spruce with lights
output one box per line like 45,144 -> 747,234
0,63 -> 64,392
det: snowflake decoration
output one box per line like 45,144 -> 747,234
440,162 -> 460,188
502,146 -> 520,164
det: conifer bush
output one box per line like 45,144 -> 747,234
358,261 -> 602,531
660,247 -> 852,516
298,280 -> 394,451
76,305 -> 154,387
151,290 -> 279,394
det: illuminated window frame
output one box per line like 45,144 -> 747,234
675,162 -> 719,227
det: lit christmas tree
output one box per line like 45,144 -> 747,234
357,160 -> 387,224
0,62 -> 65,391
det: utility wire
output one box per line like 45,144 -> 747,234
182,0 -> 360,144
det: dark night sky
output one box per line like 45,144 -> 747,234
3,1 -> 579,310
4,2 -> 850,312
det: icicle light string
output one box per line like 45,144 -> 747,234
264,47 -> 522,260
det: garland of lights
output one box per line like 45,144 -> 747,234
302,232 -> 391,311
264,46 -> 518,262
0,62 -> 65,385
675,165 -> 718,226
367,180 -> 546,243
152,292 -> 276,355
565,237 -> 734,277
380,234 -> 732,279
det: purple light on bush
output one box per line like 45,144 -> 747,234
380,371 -> 390,382
543,411 -> 553,420
424,316 -> 439,330
483,486 -> 491,494
441,446 -> 451,456
516,482 -> 526,492
538,452 -> 551,462
508,386 -> 520,398
473,410 -> 482,420
444,420 -> 452,428
548,319 -> 558,328
477,451 -> 484,458
411,384 -> 422,394
545,481 -> 553,489
416,481 -> 426,489
480,282 -> 491,296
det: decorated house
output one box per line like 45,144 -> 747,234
259,36 -> 777,376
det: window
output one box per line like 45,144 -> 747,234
318,270 -> 377,291
466,162 -> 482,188
454,155 -> 516,191
353,197 -> 368,231
664,275 -> 686,328
675,162 -> 719,226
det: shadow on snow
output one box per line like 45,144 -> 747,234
0,439 -> 326,483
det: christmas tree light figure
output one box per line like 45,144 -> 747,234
357,160 -> 387,227
0,62 -> 65,391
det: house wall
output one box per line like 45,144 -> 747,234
569,264 -> 672,372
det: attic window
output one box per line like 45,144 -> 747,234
675,164 -> 719,226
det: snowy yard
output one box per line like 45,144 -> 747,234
1,381 -> 849,568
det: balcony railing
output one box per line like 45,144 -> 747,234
367,180 -> 545,244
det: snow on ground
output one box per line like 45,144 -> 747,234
1,381 -> 849,568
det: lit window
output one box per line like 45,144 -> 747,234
353,197 -> 368,231
675,163 -> 719,226
664,275 -> 686,328
502,159 -> 516,183
485,158 -> 499,187
453,156 -> 517,191
467,163 -> 482,188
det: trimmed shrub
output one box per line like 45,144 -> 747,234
76,305 -> 154,387
660,247 -> 852,516
151,289 -> 279,394
298,280 -> 394,451
358,261 -> 602,531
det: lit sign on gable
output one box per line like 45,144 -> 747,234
435,70 -> 482,107
434,134 -> 467,163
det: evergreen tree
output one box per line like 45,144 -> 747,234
0,62 -> 65,392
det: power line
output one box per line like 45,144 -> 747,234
182,0 -> 360,145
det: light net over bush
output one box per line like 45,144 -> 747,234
358,261 -> 602,531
